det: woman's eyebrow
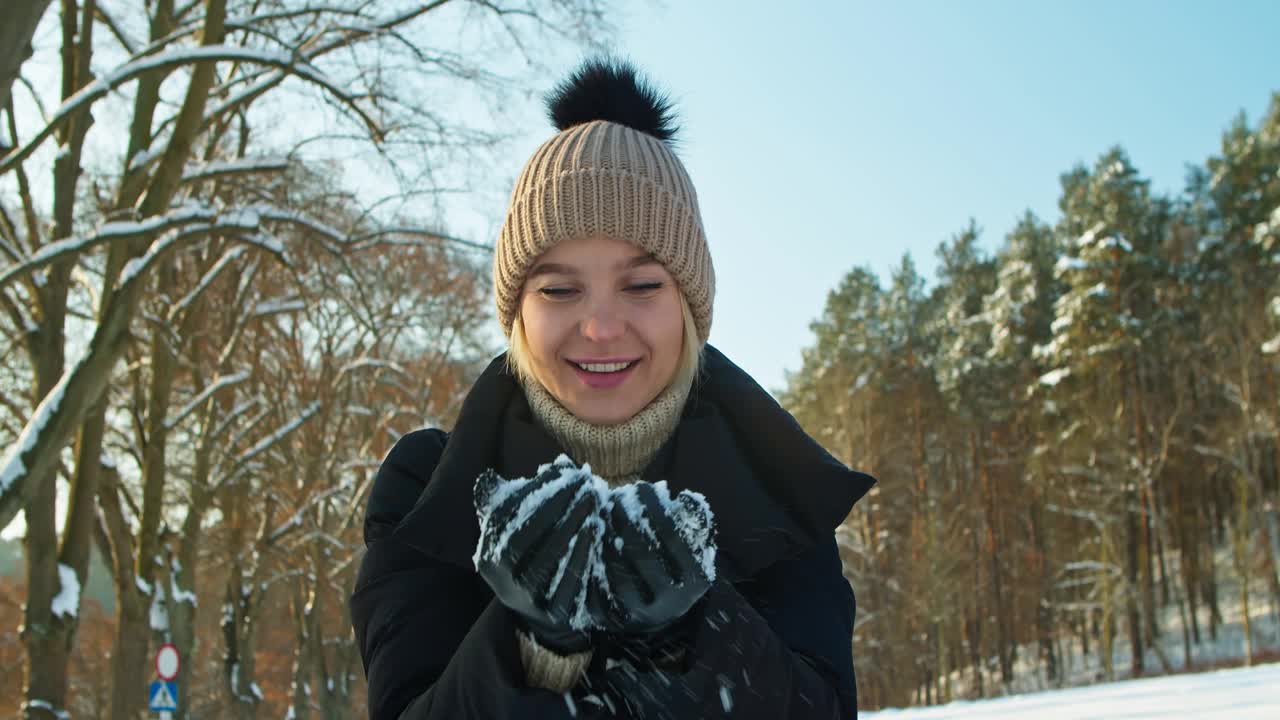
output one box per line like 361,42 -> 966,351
621,255 -> 660,269
527,262 -> 577,278
528,255 -> 658,278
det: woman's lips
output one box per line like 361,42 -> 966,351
568,359 -> 638,390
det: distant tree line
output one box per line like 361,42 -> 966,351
782,95 -> 1280,710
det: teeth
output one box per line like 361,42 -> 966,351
575,361 -> 632,373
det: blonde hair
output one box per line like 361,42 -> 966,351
507,292 -> 703,404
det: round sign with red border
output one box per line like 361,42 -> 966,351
156,643 -> 181,680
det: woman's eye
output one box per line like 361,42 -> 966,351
627,282 -> 664,293
538,287 -> 577,298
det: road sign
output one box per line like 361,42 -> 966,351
149,681 -> 178,712
156,643 -> 181,681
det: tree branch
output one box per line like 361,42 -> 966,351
1,45 -> 381,175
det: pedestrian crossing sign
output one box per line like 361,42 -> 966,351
149,681 -> 178,712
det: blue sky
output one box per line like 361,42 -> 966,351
503,0 -> 1279,393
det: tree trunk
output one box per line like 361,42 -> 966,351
972,431 -> 1012,686
1156,520 -> 1171,607
22,409 -> 65,720
97,468 -> 151,720
1176,560 -> 1192,669
30,393 -> 109,720
1186,534 -> 1202,646
1029,494 -> 1057,685
1129,357 -> 1160,644
0,0 -> 53,115
1205,548 -> 1223,642
21,269 -> 73,720
1234,477 -> 1255,666
223,565 -> 262,720
1079,613 -> 1090,657
324,579 -> 360,720
290,578 -> 314,720
1124,488 -> 1145,677
968,611 -> 984,697
1259,512 -> 1280,627
164,484 -> 207,720
111,589 -> 151,720
1102,602 -> 1115,680
20,3 -> 94,716
1101,535 -> 1116,681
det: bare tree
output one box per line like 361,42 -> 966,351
1,0 -> 611,717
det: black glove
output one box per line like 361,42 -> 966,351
591,481 -> 716,637
473,457 -> 605,654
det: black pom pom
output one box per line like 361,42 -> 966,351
546,57 -> 679,143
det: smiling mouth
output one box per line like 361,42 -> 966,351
570,360 -> 638,373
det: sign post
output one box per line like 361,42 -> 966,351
150,643 -> 181,717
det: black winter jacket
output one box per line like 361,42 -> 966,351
350,346 -> 875,719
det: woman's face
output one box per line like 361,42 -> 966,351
519,235 -> 685,425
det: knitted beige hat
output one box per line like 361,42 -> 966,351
494,60 -> 715,343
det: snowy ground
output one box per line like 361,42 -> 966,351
862,662 -> 1280,719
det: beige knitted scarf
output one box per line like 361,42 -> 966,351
520,373 -> 692,486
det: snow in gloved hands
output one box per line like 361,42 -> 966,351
595,478 -> 718,635
473,454 -> 717,634
473,455 -> 609,637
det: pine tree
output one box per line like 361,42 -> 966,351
1036,148 -> 1173,676
1191,96 -> 1280,657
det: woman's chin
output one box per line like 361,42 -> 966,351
558,388 -> 648,426
566,400 -> 640,426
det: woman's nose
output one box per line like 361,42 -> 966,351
580,300 -> 625,342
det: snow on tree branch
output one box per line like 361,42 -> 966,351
235,401 -> 322,468
0,344 -> 89,527
165,371 -> 251,430
1,45 -> 379,174
0,197 -> 366,296
337,356 -> 410,379
211,397 -> 263,443
180,155 -> 290,183
254,207 -> 348,251
169,245 -> 248,320
251,297 -> 306,317
0,204 -> 259,291
349,227 -> 492,254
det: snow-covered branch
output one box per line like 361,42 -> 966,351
0,349 -> 86,527
180,155 -> 289,184
337,356 -> 410,380
0,205 -> 272,292
238,402 -> 321,463
254,206 -> 348,251
348,227 -> 492,254
165,371 -> 251,430
168,245 -> 248,320
251,297 -> 306,317
1,45 -> 379,174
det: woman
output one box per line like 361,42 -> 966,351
350,58 -> 875,719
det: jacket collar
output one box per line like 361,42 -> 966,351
392,346 -> 876,581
